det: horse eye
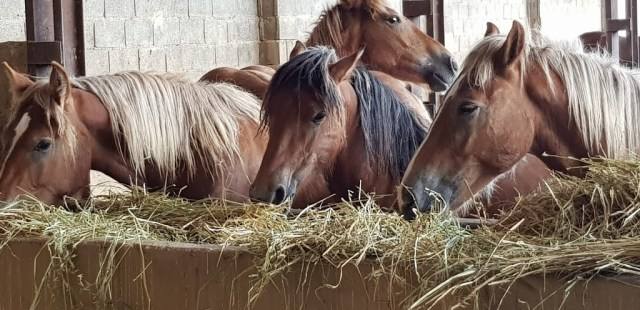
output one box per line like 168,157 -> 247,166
386,16 -> 401,24
458,103 -> 479,116
312,111 -> 327,125
34,139 -> 53,153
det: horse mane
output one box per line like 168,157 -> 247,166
306,0 -> 391,51
263,46 -> 427,179
352,69 -> 428,179
74,71 -> 260,179
450,28 -> 640,158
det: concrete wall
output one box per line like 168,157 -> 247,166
0,0 -> 603,76
83,0 -> 260,78
260,0 -> 402,65
444,0 -> 602,62
0,0 -> 26,42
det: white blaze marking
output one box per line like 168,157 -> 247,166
0,113 -> 32,179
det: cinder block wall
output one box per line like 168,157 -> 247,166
0,0 -> 603,77
0,0 -> 26,42
444,0 -> 602,62
260,0 -> 402,65
83,0 -> 260,78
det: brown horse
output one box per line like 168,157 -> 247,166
249,46 -> 429,209
199,65 -> 275,98
0,62 -> 267,204
399,20 -> 639,214
201,0 -> 457,96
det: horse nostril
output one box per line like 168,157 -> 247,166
449,57 -> 459,72
272,185 -> 287,204
400,187 -> 417,220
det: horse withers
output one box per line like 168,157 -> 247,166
0,62 -> 266,204
400,20 -> 638,215
249,46 -> 429,209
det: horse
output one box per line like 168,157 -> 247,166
201,0 -> 457,97
399,20 -> 640,215
249,46 -> 429,209
199,65 -> 275,99
0,62 -> 267,205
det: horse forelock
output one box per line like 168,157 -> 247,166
262,47 -> 343,132
2,81 -> 78,161
339,0 -> 390,15
447,27 -> 640,158
74,71 -> 260,180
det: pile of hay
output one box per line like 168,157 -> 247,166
2,158 -> 640,309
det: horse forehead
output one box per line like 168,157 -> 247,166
0,112 -> 32,177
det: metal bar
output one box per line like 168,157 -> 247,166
427,0 -> 444,109
604,0 -> 621,61
403,0 -> 429,18
27,41 -> 62,65
628,0 -> 638,65
58,0 -> 85,75
606,18 -> 631,31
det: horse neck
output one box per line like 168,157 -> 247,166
525,65 -> 590,173
72,88 -> 138,185
306,8 -> 363,57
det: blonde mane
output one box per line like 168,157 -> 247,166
74,72 -> 260,179
450,30 -> 640,158
306,0 -> 391,52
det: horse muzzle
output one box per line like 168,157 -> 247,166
250,179 -> 298,205
423,53 -> 458,92
400,176 -> 457,219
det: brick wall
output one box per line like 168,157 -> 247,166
0,0 -> 26,42
83,0 -> 260,78
444,0 -> 602,62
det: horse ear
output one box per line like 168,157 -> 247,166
49,61 -> 72,106
484,22 -> 500,37
2,61 -> 34,99
289,41 -> 306,60
495,21 -> 525,70
329,48 -> 365,83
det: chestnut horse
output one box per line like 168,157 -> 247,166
199,65 -> 275,98
400,20 -> 640,214
201,0 -> 457,97
0,62 -> 266,204
250,47 -> 429,209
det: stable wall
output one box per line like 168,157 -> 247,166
0,0 -> 605,77
83,0 -> 261,79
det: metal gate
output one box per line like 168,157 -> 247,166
603,0 -> 639,66
24,0 -> 85,76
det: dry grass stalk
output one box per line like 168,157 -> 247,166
1,158 -> 640,308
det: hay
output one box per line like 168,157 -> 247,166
2,158 -> 640,309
